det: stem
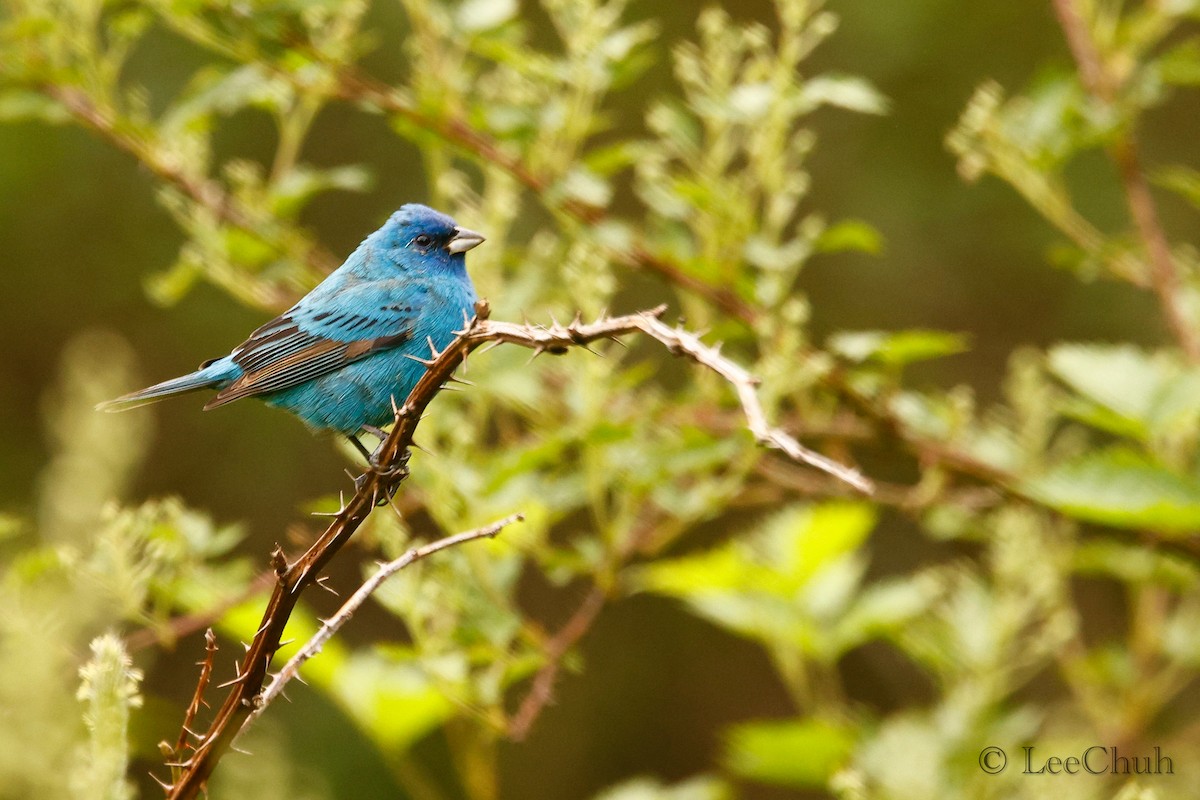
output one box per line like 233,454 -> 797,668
1050,0 -> 1200,361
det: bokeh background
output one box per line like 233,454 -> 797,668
3,1 -> 1197,798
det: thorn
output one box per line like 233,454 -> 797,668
149,773 -> 174,792
403,353 -> 436,366
569,309 -> 583,330
216,673 -> 246,689
270,546 -> 288,577
316,576 -> 339,596
478,340 -> 504,355
278,638 -> 295,648
447,375 -> 475,387
426,336 -> 440,358
231,744 -> 253,756
409,439 -> 428,453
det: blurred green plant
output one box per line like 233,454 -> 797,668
2,0 -> 1200,798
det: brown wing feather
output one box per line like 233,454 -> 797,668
203,329 -> 414,410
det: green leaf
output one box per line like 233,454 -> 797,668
816,218 -> 883,254
456,0 -> 518,32
1154,164 -> 1200,209
801,74 -> 889,115
634,503 -> 876,654
724,718 -> 855,788
271,164 -> 373,218
835,576 -> 940,650
1155,37 -> 1200,85
1047,344 -> 1163,436
557,167 -> 613,208
592,776 -> 731,800
1048,343 -> 1200,440
0,90 -> 69,124
829,330 -> 969,366
1023,447 -> 1200,533
328,649 -> 455,751
1073,540 -> 1200,589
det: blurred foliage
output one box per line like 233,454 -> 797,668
2,0 -> 1200,799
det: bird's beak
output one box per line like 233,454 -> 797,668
446,227 -> 486,255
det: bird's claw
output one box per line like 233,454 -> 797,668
354,449 -> 411,506
353,471 -> 403,506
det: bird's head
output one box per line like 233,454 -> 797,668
377,204 -> 485,274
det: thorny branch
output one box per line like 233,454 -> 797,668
244,514 -> 525,733
162,301 -> 870,798
162,629 -> 217,776
464,309 -> 874,494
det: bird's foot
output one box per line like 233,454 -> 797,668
353,471 -> 401,507
353,448 -> 411,506
361,424 -> 389,442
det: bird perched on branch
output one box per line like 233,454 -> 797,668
99,204 -> 484,458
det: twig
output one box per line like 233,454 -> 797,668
163,629 -> 217,770
42,85 -> 338,294
1050,0 -> 1200,361
126,571 -> 275,653
460,309 -> 873,494
507,586 -> 606,741
243,514 -> 524,733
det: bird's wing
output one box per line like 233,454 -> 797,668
204,283 -> 420,409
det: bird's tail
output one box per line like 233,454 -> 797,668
96,363 -> 228,412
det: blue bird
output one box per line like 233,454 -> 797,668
100,204 -> 483,457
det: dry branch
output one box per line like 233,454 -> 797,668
162,301 -> 870,798
243,513 -> 524,734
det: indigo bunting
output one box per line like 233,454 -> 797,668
100,204 -> 483,454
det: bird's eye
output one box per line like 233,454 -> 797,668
414,234 -> 433,248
